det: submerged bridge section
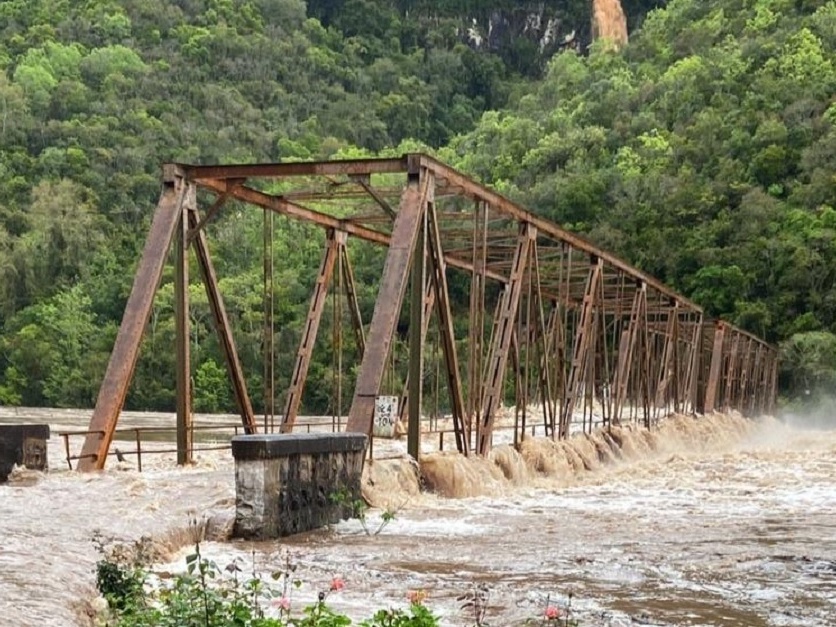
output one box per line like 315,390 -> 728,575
77,155 -> 777,470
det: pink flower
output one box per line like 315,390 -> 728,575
407,589 -> 427,605
272,596 -> 290,611
544,605 -> 560,620
330,576 -> 345,592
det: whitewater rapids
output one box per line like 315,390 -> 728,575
0,410 -> 834,626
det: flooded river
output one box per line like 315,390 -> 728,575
1,409 -> 834,626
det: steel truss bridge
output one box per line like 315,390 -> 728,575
77,154 -> 777,470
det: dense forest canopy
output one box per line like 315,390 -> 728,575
0,0 -> 834,412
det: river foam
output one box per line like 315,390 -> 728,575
1,410 -> 834,626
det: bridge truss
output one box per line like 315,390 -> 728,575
77,154 -> 777,470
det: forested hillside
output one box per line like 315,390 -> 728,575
443,0 -> 836,400
0,0 -> 833,411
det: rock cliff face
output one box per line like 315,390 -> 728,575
308,1 -> 656,73
461,0 -> 628,55
459,5 -> 583,54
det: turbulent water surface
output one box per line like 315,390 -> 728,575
1,408 -> 834,626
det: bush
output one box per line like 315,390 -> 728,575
94,538 -> 441,627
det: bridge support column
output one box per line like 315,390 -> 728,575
346,168 -> 431,438
683,313 -> 703,414
427,201 -> 468,455
654,302 -> 678,414
78,170 -> 187,470
466,201 -> 488,451
560,257 -> 603,438
722,330 -> 741,411
703,321 -> 726,413
613,282 -> 646,424
407,199 -> 427,460
175,184 -> 193,465
477,223 -> 535,455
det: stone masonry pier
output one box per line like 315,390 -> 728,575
231,432 -> 366,539
0,424 -> 50,482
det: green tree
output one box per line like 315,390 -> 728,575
780,331 -> 836,400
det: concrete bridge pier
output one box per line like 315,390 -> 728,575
0,424 -> 50,482
231,432 -> 366,539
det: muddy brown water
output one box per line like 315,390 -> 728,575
0,408 -> 834,626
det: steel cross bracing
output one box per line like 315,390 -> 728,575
77,155 -> 779,469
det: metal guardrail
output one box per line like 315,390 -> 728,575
58,421 -> 331,472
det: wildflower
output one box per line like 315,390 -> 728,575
330,576 -> 345,592
407,589 -> 427,605
544,605 -> 560,620
272,596 -> 290,611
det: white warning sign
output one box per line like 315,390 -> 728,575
372,395 -> 398,438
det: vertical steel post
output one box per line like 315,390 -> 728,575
684,313 -> 703,414
263,211 -> 275,431
654,303 -> 678,413
397,281 -> 434,426
736,337 -> 753,415
723,331 -> 741,411
768,352 -> 779,414
466,201 -> 487,448
703,321 -> 726,413
560,258 -> 603,438
613,282 -> 645,423
407,208 -> 427,460
477,223 -> 535,454
748,343 -> 763,416
427,202 -> 468,454
340,245 -> 366,355
175,185 -> 193,465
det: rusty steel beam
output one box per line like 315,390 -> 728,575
189,208 -> 257,434
684,314 -> 703,413
79,173 -> 187,470
420,156 -> 703,314
723,331 -> 742,411
199,179 -> 392,246
654,304 -> 679,410
466,201 -> 488,446
180,156 -> 409,180
407,202 -> 427,460
199,179 -> 508,284
397,275 -> 436,427
427,200 -> 468,455
477,223 -> 535,455
351,175 -> 397,219
346,172 -> 430,436
531,243 -> 557,438
187,179 -> 244,241
703,321 -> 726,412
735,337 -> 752,413
175,186 -> 193,465
263,210 -> 275,430
747,344 -> 762,416
281,230 -> 343,432
613,282 -> 646,423
768,353 -> 779,414
560,259 -> 603,438
340,245 -> 366,355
